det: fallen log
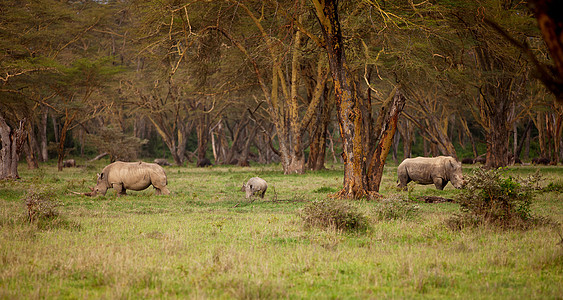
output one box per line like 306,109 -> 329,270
417,196 -> 454,203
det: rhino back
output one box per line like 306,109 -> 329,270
247,177 -> 267,191
399,157 -> 445,183
106,162 -> 164,190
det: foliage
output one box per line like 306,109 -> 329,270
22,185 -> 78,230
86,126 -> 148,162
542,182 -> 563,193
448,168 -> 543,230
371,194 -> 421,221
300,199 -> 369,232
24,185 -> 60,223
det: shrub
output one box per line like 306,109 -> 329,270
23,186 -> 79,230
24,186 -> 59,223
542,182 -> 563,193
448,168 -> 541,230
371,194 -> 420,221
300,199 -> 369,232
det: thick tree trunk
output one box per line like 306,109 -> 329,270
312,0 -> 369,198
367,90 -> 406,192
0,115 -> 26,179
486,122 -> 510,168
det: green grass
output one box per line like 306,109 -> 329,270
0,159 -> 562,298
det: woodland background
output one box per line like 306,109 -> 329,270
1,0 -> 562,184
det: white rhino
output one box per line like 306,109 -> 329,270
241,177 -> 268,200
92,161 -> 170,196
397,156 -> 465,190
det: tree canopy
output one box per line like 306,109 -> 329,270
1,0 -> 561,194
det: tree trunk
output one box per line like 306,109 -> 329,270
398,119 -> 414,159
515,120 -> 533,160
196,114 -> 210,167
312,0 -> 405,198
367,90 -> 406,192
40,106 -> 48,162
24,122 -> 39,169
307,94 -> 331,170
52,112 -> 59,144
0,114 -> 26,179
392,131 -> 400,164
57,112 -> 76,171
524,125 -> 531,160
486,118 -> 510,168
313,0 -> 368,198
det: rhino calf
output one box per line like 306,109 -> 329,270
397,156 -> 465,190
241,177 -> 267,200
93,161 -> 170,196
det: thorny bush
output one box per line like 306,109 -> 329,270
448,168 -> 543,230
372,194 -> 420,221
23,186 -> 78,230
300,199 -> 369,233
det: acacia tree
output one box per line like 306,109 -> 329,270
310,0 -> 405,198
457,3 -> 533,168
207,0 -> 329,174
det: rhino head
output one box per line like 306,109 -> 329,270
448,159 -> 466,189
93,172 -> 109,196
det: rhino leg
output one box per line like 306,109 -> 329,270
112,183 -> 127,196
397,175 -> 409,191
433,178 -> 446,190
154,186 -> 170,195
151,176 -> 169,195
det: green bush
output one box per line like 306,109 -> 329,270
542,182 -> 563,193
300,199 -> 369,232
448,168 -> 541,230
371,194 -> 420,221
23,186 -> 79,230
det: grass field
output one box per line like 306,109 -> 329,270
1,159 -> 562,299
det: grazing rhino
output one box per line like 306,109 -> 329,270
92,161 -> 170,196
63,159 -> 76,168
154,158 -> 172,166
241,177 -> 268,200
397,156 -> 465,190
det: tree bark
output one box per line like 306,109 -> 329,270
24,122 -> 39,169
307,89 -> 332,170
367,90 -> 406,192
57,111 -> 76,171
312,0 -> 369,198
0,114 -> 26,179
